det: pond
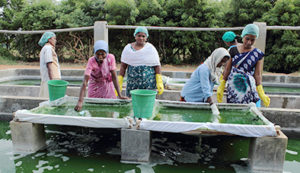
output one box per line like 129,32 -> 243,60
0,121 -> 300,173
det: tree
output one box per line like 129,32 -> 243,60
261,0 -> 300,73
0,0 -> 25,50
225,0 -> 274,27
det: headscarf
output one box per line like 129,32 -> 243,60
222,31 -> 236,42
204,47 -> 230,82
133,26 -> 149,37
38,32 -> 56,47
94,40 -> 109,55
241,24 -> 259,38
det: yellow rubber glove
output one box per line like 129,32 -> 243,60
256,85 -> 270,107
115,75 -> 124,96
217,75 -> 226,103
156,74 -> 164,95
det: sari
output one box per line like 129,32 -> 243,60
226,48 -> 264,104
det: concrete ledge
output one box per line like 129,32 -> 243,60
2,69 -> 300,83
260,108 -> 300,129
248,130 -> 287,173
0,96 -> 46,121
121,128 -> 151,163
0,112 -> 13,121
10,121 -> 46,153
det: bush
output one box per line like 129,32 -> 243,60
262,0 -> 300,73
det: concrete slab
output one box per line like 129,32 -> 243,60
248,130 -> 287,173
121,128 -> 151,163
10,121 -> 46,153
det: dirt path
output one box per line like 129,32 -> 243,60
0,63 -> 197,72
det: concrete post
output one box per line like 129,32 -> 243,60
94,21 -> 108,43
10,121 -> 46,153
248,130 -> 287,173
121,128 -> 151,163
253,22 -> 267,53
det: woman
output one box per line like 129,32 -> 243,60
222,31 -> 238,49
222,31 -> 239,58
181,48 -> 230,115
74,40 -> 127,112
38,32 -> 61,98
217,24 -> 270,107
118,26 -> 163,97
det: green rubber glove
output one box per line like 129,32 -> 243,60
217,75 -> 226,103
256,85 -> 270,107
156,74 -> 164,95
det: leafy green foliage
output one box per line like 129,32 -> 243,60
0,0 -> 299,73
224,0 -> 274,27
262,0 -> 300,73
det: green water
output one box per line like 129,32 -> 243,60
0,79 -> 82,86
155,107 -> 265,125
31,103 -> 132,118
264,86 -> 300,93
30,104 -> 265,125
0,121 -> 300,173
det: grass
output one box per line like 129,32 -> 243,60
0,56 -> 18,65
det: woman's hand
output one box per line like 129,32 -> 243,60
156,74 -> 164,95
118,95 -> 129,100
74,100 -> 83,112
217,75 -> 226,103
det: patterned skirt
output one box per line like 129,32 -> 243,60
126,65 -> 156,97
226,68 -> 260,104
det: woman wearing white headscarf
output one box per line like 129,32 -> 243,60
38,31 -> 61,98
217,24 -> 270,107
118,26 -> 164,97
180,47 -> 230,115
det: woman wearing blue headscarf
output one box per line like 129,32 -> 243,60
217,24 -> 270,107
38,32 -> 61,98
117,26 -> 164,97
74,40 -> 128,112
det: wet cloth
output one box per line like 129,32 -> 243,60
126,65 -> 156,97
85,54 -> 117,99
181,64 -> 214,102
39,43 -> 61,98
226,48 -> 264,104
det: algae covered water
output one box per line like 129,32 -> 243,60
30,103 -> 265,125
0,121 -> 300,173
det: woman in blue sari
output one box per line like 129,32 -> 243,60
217,24 -> 270,107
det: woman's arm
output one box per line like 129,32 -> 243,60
74,75 -> 89,111
46,62 -> 53,80
254,58 -> 263,86
111,70 -> 128,99
154,65 -> 161,74
222,58 -> 232,81
119,62 -> 128,76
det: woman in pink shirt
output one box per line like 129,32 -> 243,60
74,40 -> 127,111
